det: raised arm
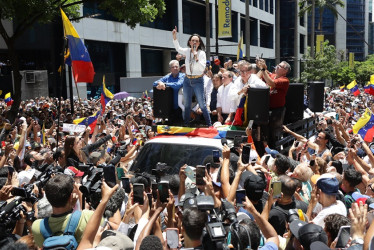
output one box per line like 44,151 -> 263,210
220,145 -> 232,198
172,26 -> 188,55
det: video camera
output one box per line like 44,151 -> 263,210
0,197 -> 26,236
77,163 -> 104,209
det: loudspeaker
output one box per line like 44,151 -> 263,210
153,86 -> 174,118
246,88 -> 269,123
308,81 -> 325,112
284,83 -> 304,124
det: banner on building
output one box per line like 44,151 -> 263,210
218,0 -> 232,38
349,52 -> 355,69
316,35 -> 324,53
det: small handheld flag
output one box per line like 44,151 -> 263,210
4,92 -> 13,106
100,76 -> 114,112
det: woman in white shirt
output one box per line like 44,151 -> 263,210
172,26 -> 212,127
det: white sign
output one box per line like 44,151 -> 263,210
62,123 -> 86,133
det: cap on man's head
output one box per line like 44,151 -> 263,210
64,167 -> 84,177
89,151 -> 102,165
97,230 -> 134,250
290,221 -> 328,249
316,173 -> 339,195
243,173 -> 266,201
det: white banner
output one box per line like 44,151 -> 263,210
62,123 -> 86,133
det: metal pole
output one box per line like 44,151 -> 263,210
57,37 -> 67,144
275,0 -> 280,64
245,0 -> 250,59
68,66 -> 74,113
206,0 -> 211,60
215,0 -> 218,56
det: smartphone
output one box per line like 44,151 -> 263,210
166,228 -> 179,248
264,155 -> 270,165
212,150 -> 220,163
103,166 -> 116,187
236,189 -> 246,207
116,167 -> 124,180
147,193 -> 153,208
242,145 -> 251,164
271,181 -> 282,198
8,167 -> 14,178
294,141 -> 300,148
158,181 -> 169,203
11,187 -> 27,197
184,166 -> 196,182
133,183 -> 144,205
152,183 -> 158,200
121,177 -> 131,193
196,165 -> 206,185
248,120 -> 254,129
309,160 -> 315,166
335,226 -> 350,248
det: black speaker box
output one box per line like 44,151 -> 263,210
284,83 -> 304,124
308,81 -> 325,112
153,86 -> 174,118
246,88 -> 269,123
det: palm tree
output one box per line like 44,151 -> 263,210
299,0 -> 344,58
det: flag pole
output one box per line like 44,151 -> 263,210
57,37 -> 68,144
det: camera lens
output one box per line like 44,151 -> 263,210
288,209 -> 299,223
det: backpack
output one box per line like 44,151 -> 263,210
40,210 -> 82,250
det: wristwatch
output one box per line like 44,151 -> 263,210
351,238 -> 364,245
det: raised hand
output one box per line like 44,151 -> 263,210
172,26 -> 177,40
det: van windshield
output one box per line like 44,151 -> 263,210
129,142 -> 220,175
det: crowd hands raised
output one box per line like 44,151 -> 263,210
1,82 -> 374,249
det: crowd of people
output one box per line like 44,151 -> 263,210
0,31 -> 374,250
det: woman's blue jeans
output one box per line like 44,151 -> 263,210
183,76 -> 212,126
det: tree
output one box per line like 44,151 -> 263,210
300,40 -> 340,83
330,62 -> 356,86
353,55 -> 374,85
0,0 -> 165,122
299,0 -> 344,58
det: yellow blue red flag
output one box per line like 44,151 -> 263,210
61,8 -> 95,83
346,80 -> 360,96
352,108 -> 374,142
100,76 -> 113,112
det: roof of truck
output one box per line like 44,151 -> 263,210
147,136 -> 223,149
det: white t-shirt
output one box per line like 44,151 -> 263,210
217,82 -> 236,114
312,200 -> 347,228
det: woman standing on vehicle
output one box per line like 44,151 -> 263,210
172,26 -> 212,127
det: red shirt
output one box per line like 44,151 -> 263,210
268,73 -> 289,109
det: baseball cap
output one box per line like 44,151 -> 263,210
243,173 -> 266,201
98,230 -> 134,250
316,173 -> 339,195
310,241 -> 330,250
352,192 -> 370,205
290,221 -> 328,248
64,167 -> 84,177
265,147 -> 279,158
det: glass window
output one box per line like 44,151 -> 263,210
300,34 -> 305,54
270,0 -> 274,14
265,0 -> 269,12
260,21 -> 273,48
253,0 -> 257,7
259,0 -> 264,10
183,0 -> 207,36
141,48 -> 164,76
141,0 -> 178,30
129,142 -> 221,174
240,15 -> 258,46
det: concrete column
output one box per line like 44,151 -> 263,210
335,3 -> 346,54
126,43 -> 142,77
178,0 -> 183,34
212,0 -> 217,54
163,50 -> 171,75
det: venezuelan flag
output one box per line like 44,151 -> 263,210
144,90 -> 148,99
4,92 -> 13,106
364,82 -> 374,95
353,108 -> 374,142
61,9 -> 95,83
232,96 -> 249,126
41,122 -> 46,145
237,35 -> 245,61
339,85 -> 345,92
156,125 -> 227,139
346,80 -> 360,96
100,76 -> 113,112
73,110 -> 101,132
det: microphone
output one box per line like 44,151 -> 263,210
193,44 -> 196,51
221,138 -> 227,146
104,187 -> 125,218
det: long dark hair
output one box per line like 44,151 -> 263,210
64,136 -> 77,163
187,34 -> 205,51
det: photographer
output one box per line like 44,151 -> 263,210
31,174 -> 89,247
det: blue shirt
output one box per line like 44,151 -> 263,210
153,73 -> 185,110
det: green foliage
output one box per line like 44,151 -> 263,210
330,62 -> 355,86
353,55 -> 374,85
300,40 -> 339,83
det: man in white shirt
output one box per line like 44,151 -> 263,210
231,61 -> 268,107
308,174 -> 347,228
217,71 -> 236,124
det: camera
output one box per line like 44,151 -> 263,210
78,164 -> 104,209
0,197 -> 26,236
287,209 -> 300,223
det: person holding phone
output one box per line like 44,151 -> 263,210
268,175 -> 308,236
172,26 -> 211,127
